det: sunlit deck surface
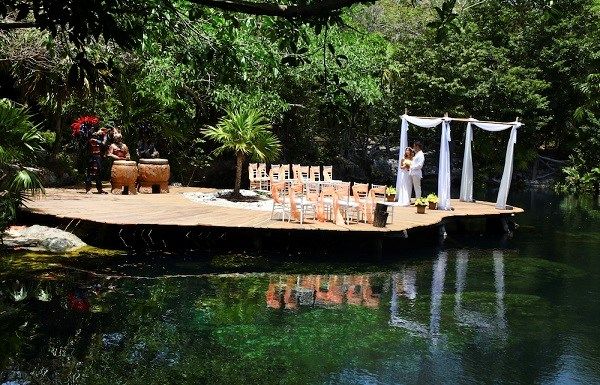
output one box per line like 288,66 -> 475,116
24,187 -> 523,234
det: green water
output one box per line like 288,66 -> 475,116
1,192 -> 599,385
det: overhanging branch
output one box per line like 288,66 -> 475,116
185,0 -> 371,17
0,21 -> 38,30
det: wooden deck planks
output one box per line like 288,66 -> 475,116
24,187 -> 523,233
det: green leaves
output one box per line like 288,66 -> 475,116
203,108 -> 281,193
427,0 -> 460,43
203,109 -> 281,163
0,99 -> 45,233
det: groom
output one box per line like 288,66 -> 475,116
409,141 -> 424,199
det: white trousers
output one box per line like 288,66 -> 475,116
412,175 -> 422,199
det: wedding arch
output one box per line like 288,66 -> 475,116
394,113 -> 522,210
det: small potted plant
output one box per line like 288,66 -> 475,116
415,197 -> 428,214
427,193 -> 439,210
386,186 -> 396,202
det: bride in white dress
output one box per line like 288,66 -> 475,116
396,147 -> 414,206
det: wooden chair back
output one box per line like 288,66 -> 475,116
352,183 -> 369,204
309,166 -> 321,181
280,164 -> 291,179
292,164 -> 301,180
322,166 -> 333,181
369,185 -> 387,204
299,166 -> 310,181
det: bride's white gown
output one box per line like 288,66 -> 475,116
396,168 -> 413,206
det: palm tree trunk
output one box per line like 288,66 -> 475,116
234,152 -> 245,196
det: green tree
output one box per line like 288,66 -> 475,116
203,109 -> 281,196
0,98 -> 45,233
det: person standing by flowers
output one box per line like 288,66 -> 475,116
397,147 -> 415,206
409,141 -> 425,199
71,115 -> 108,194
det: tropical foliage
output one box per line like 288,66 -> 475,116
203,109 -> 281,195
1,0 -> 600,199
0,99 -> 45,233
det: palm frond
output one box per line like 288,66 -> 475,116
202,108 -> 281,162
9,169 -> 45,196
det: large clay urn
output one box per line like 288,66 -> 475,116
138,158 -> 170,193
111,160 -> 138,194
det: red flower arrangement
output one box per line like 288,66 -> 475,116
71,115 -> 100,137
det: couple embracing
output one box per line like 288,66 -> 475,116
397,141 -> 424,206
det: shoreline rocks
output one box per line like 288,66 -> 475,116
2,225 -> 86,253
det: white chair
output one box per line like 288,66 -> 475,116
270,181 -> 291,221
289,183 -> 316,224
335,182 -> 360,224
352,183 -> 370,223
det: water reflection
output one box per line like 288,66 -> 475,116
266,274 -> 382,309
3,244 -> 598,385
265,250 -> 509,346
388,250 -> 507,344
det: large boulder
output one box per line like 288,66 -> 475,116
3,225 -> 86,253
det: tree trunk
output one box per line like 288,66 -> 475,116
51,96 -> 64,156
234,152 -> 245,196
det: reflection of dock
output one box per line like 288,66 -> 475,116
266,275 -> 382,309
22,187 -> 523,250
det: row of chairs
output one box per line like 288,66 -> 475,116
271,181 -> 387,225
249,164 -> 334,191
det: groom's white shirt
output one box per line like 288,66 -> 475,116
409,150 -> 424,178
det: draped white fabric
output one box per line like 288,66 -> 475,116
472,122 -> 513,132
437,121 -> 452,210
459,122 -> 474,202
404,115 -> 443,128
395,115 -> 444,206
458,120 -> 521,209
495,125 -> 518,209
395,118 -> 411,205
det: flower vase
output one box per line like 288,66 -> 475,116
386,194 -> 396,202
429,202 -> 437,210
416,205 -> 426,214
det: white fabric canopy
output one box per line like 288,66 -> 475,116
396,113 -> 522,212
459,119 -> 522,209
395,115 -> 445,206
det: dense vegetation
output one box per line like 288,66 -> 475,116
0,99 -> 45,232
1,0 -> 599,209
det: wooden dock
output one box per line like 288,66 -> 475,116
21,187 -> 523,251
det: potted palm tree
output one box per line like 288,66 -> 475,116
386,186 -> 396,202
426,193 -> 439,210
415,197 -> 428,214
203,109 -> 281,199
